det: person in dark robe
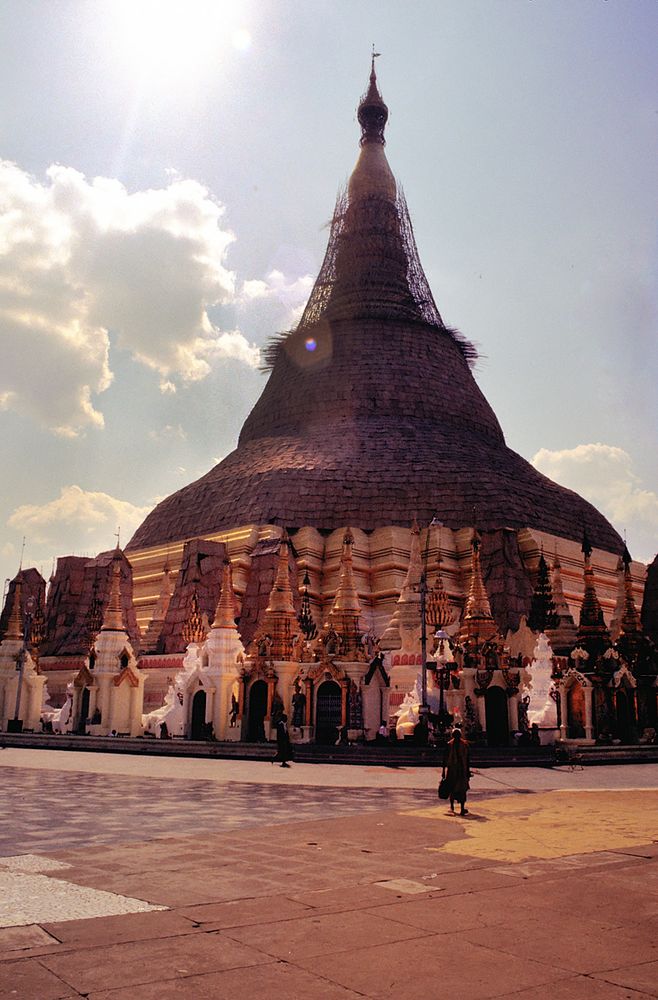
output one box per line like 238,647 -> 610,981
442,727 -> 470,815
274,713 -> 293,767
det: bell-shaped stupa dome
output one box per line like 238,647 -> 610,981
128,64 -> 621,555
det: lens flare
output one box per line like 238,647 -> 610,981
305,337 -> 317,352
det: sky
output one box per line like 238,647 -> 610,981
1,0 -> 657,596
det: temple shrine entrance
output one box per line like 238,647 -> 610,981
566,683 -> 586,739
76,687 -> 90,735
484,686 -> 509,747
247,679 -> 268,742
190,689 -> 206,740
615,689 -> 635,744
316,680 -> 342,745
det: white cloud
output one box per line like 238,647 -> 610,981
241,269 -> 314,306
148,423 -> 187,442
532,443 -> 658,562
0,160 -> 260,435
7,485 -> 153,551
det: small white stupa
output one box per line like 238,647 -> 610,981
526,632 -> 558,731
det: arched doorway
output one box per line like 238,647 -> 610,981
567,683 -> 586,739
316,680 -> 342,745
76,687 -> 90,735
484,686 -> 509,747
615,689 -> 635,744
191,689 -> 207,740
247,680 -> 268,742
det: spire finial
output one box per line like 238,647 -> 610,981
358,51 -> 388,145
371,44 -> 381,78
101,548 -> 125,632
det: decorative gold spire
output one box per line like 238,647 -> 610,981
576,530 -> 610,659
327,529 -> 362,654
101,548 -> 125,632
617,544 -> 642,659
331,530 -> 361,615
182,588 -> 207,646
213,558 -> 238,629
4,573 -> 24,641
254,531 -> 298,659
266,531 -> 296,616
427,563 -> 452,630
459,530 -> 498,647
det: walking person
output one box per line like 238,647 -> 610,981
442,727 -> 470,815
274,713 -> 293,768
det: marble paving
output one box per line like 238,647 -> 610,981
0,765 -> 438,854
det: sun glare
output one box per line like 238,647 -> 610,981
111,0 -> 251,87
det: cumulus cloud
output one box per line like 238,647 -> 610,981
148,423 -> 187,442
0,161 -> 260,435
7,485 -> 153,551
532,443 -> 658,562
241,268 -> 313,326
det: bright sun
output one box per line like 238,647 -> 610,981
111,0 -> 252,86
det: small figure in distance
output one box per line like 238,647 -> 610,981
274,713 -> 293,768
442,726 -> 470,816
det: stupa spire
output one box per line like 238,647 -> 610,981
357,49 -> 388,146
213,558 -> 238,629
253,530 -> 298,659
577,529 -> 610,659
331,530 -> 361,615
616,545 -> 642,659
266,531 -> 296,616
459,530 -> 498,647
101,548 -> 125,632
4,573 -> 24,641
182,588 -> 207,646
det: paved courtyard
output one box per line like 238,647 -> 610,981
0,748 -> 657,999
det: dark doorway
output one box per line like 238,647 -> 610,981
615,689 -> 635,744
484,686 -> 509,747
76,688 -> 90,735
191,689 -> 207,740
567,683 -> 586,739
247,680 -> 268,742
316,680 -> 342,745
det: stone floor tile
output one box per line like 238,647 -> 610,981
40,930 -> 271,993
288,882 -> 421,913
592,961 -> 658,997
511,873 -> 658,926
86,960 -> 365,1000
224,908 -> 422,961
364,886 -> 540,935
462,914 -> 658,974
0,958 -> 75,1000
42,909 -> 198,947
179,894 -> 312,928
495,974 -> 657,998
0,925 -> 60,956
293,933 -> 570,999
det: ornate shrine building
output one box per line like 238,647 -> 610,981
1,64 -> 656,746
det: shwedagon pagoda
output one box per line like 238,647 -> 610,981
1,63 -> 657,747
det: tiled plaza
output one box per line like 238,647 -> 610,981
0,749 -> 657,999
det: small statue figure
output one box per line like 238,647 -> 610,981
348,680 -> 363,729
518,694 -> 530,735
292,681 -> 306,728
